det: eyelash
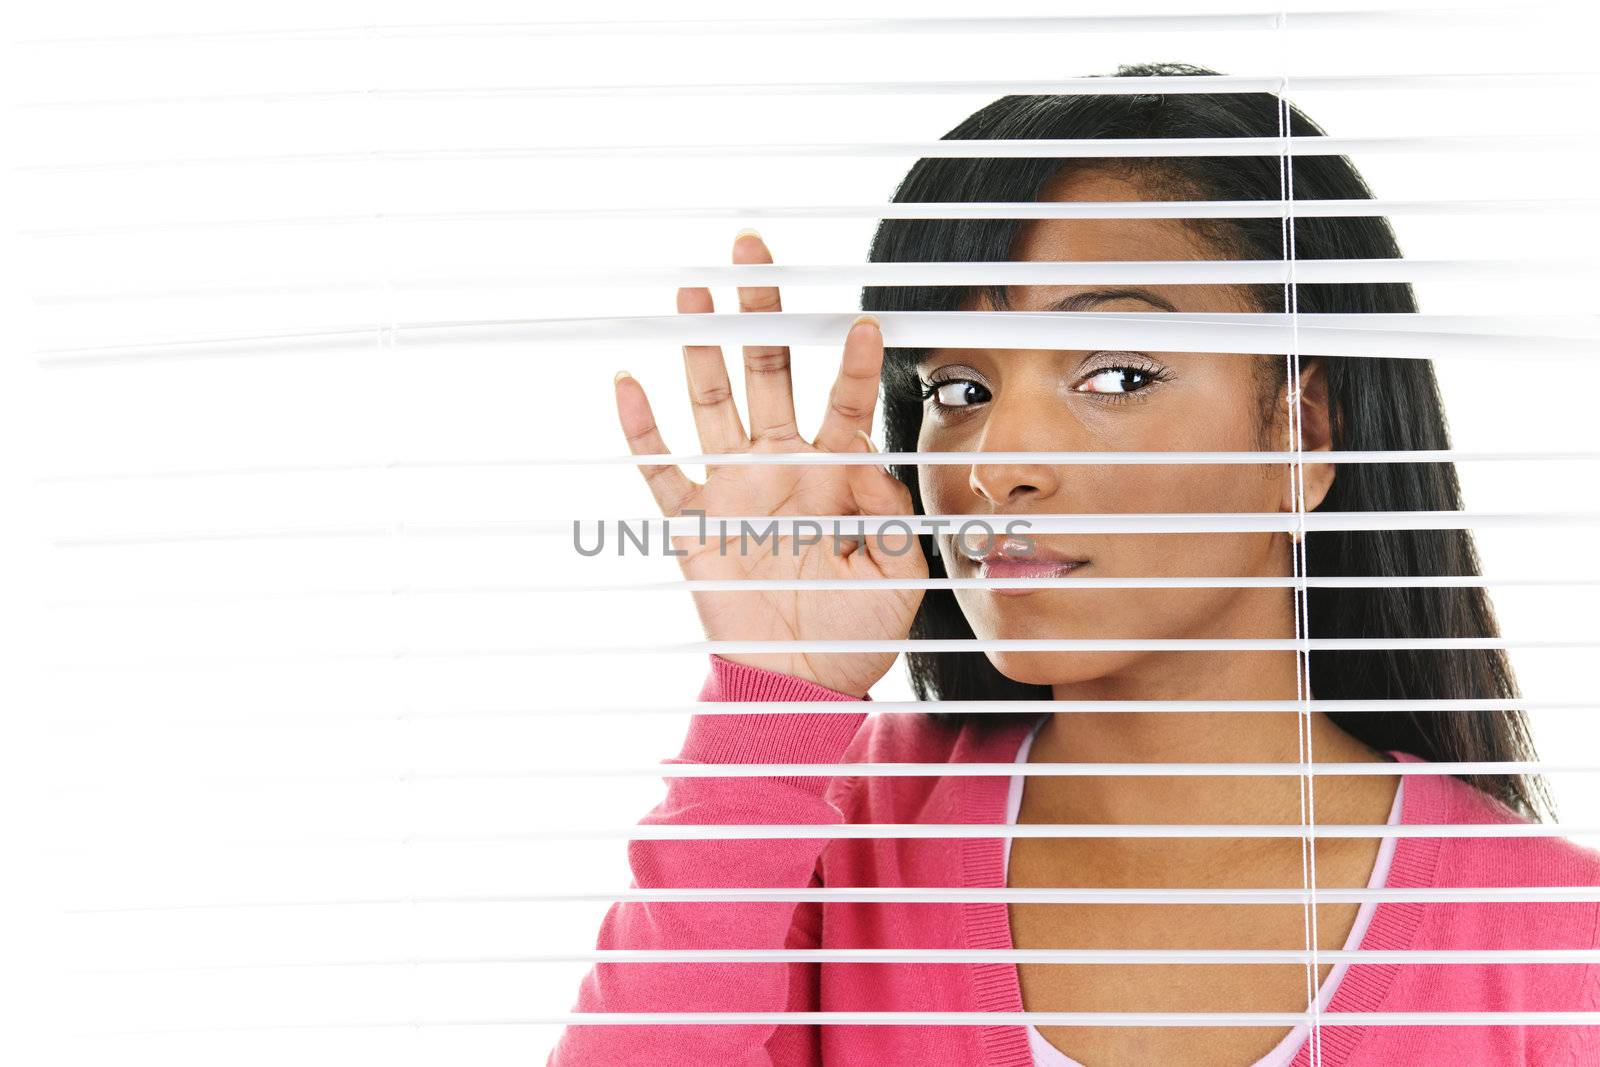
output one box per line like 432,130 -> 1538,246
1075,358 -> 1172,401
918,375 -> 990,408
917,356 -> 1171,409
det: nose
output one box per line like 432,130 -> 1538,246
968,418 -> 1062,508
969,461 -> 1059,508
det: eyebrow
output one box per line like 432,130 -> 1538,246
1039,287 -> 1179,313
914,286 -> 1181,367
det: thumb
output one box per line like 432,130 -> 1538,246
846,430 -> 923,572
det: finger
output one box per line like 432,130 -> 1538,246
814,314 -> 884,454
678,286 -> 748,454
732,230 -> 799,444
614,370 -> 695,516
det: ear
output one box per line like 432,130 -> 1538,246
1280,358 -> 1336,515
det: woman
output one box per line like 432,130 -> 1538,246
550,65 -> 1600,1066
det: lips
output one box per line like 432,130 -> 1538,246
980,557 -> 1088,581
958,536 -> 1090,593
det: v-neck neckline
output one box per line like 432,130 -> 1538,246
951,721 -> 1444,1067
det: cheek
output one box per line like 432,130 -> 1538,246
918,465 -> 966,514
1077,463 -> 1279,514
916,416 -> 969,513
1081,467 -> 1280,588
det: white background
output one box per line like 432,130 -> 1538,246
5,1 -> 1600,1063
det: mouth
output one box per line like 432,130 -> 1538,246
958,537 -> 1091,594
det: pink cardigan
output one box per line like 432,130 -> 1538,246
549,656 -> 1600,1066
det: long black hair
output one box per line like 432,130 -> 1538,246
860,63 -> 1552,821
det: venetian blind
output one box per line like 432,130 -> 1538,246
8,1 -> 1600,1064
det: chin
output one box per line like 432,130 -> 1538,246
983,650 -> 1136,688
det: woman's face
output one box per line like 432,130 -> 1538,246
915,169 -> 1333,689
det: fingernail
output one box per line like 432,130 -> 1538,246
854,429 -> 878,453
734,227 -> 762,244
852,313 -> 880,329
614,369 -> 633,384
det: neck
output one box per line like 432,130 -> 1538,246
1034,596 -> 1393,828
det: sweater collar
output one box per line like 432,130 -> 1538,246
1293,747 -> 1443,1066
954,716 -> 1037,1066
951,720 -> 1441,1067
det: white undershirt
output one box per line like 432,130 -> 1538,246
1002,719 -> 1404,1067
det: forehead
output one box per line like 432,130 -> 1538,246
1015,168 -> 1221,264
964,167 -> 1250,315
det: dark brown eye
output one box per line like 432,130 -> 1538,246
1075,366 -> 1158,395
920,379 -> 991,408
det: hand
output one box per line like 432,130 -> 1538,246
611,230 -> 926,698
